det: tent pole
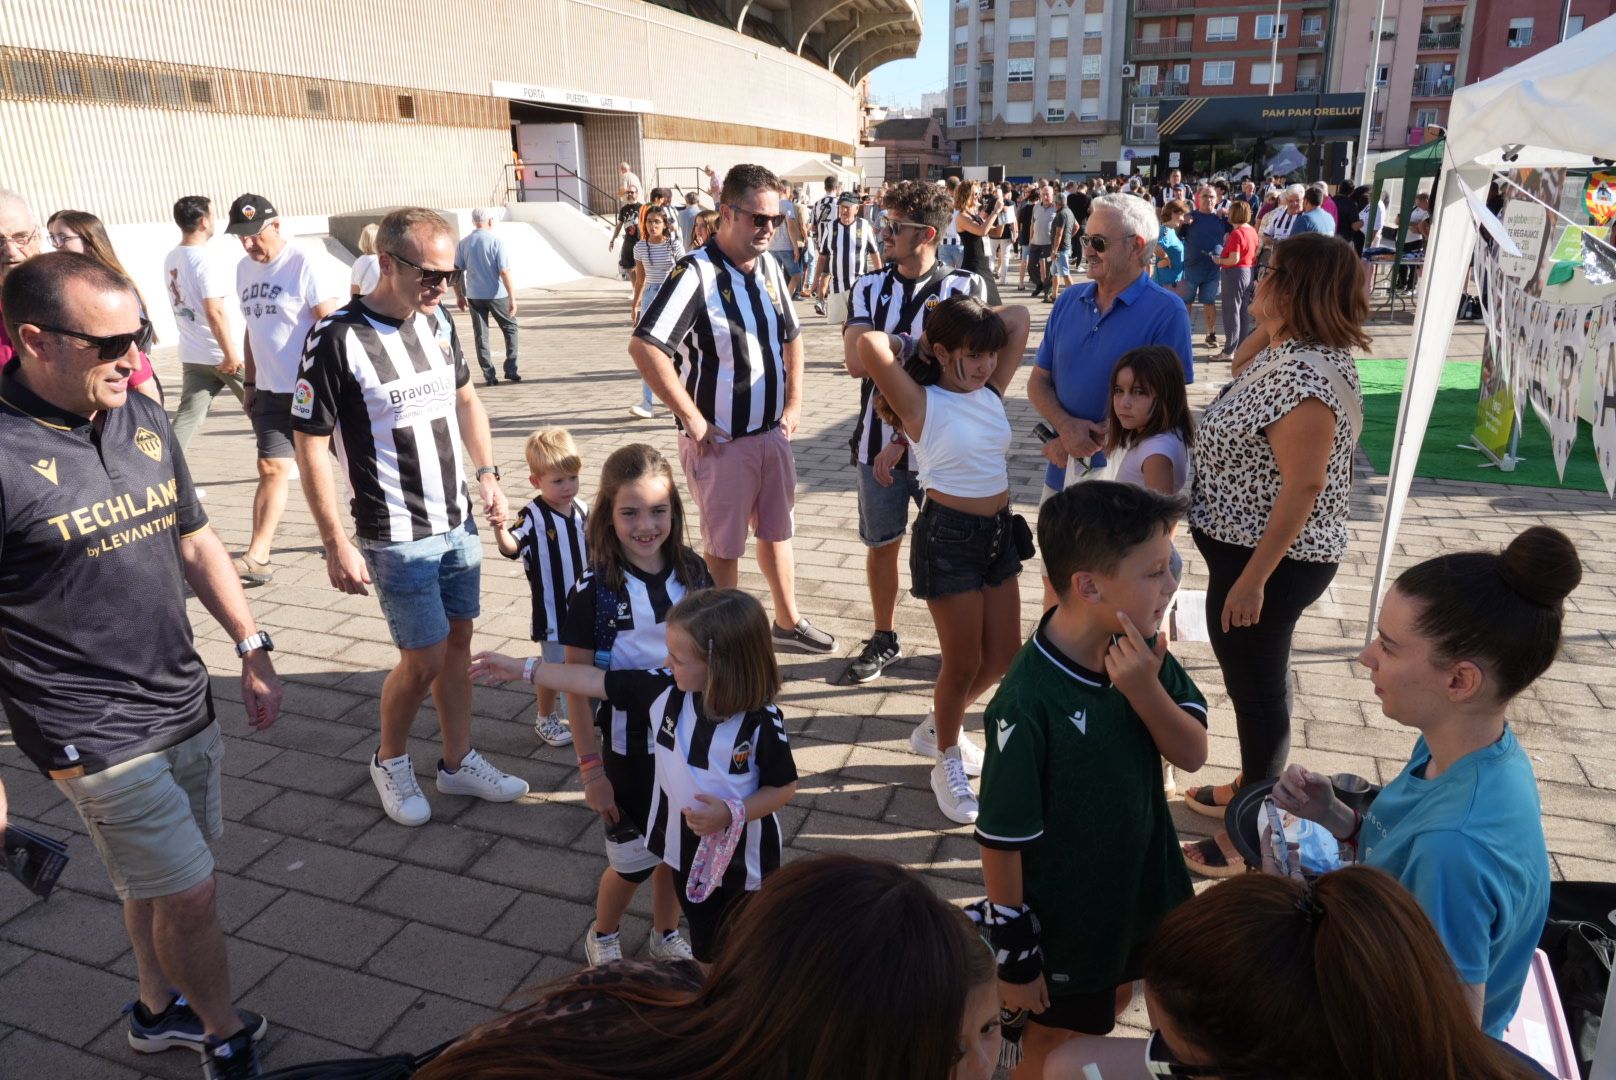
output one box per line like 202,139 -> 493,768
1357,0 -> 1388,186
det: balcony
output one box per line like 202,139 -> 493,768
1411,75 -> 1454,96
1297,31 -> 1326,48
1295,76 -> 1321,92
1131,37 -> 1193,57
1130,79 -> 1189,97
978,78 -> 994,97
1134,0 -> 1195,12
1418,30 -> 1462,49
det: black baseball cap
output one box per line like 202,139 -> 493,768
225,193 -> 279,236
837,192 -> 861,207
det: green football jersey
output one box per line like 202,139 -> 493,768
975,611 -> 1208,995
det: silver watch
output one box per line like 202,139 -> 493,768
235,631 -> 275,657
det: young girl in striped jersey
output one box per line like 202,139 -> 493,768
554,444 -> 712,965
472,588 -> 797,963
628,206 -> 683,418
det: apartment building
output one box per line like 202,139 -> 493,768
948,0 -> 1126,178
1464,0 -> 1612,81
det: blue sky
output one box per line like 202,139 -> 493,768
865,0 -> 949,108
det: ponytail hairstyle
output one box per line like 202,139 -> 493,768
1103,345 -> 1193,454
871,295 -> 1007,429
1144,867 -> 1544,1080
667,589 -> 780,717
1393,525 -> 1581,701
585,443 -> 707,594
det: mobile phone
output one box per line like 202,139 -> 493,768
605,819 -> 642,844
1033,422 -> 1058,444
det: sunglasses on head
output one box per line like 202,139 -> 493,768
389,251 -> 465,289
724,203 -> 786,230
1145,1030 -> 1254,1078
33,318 -> 154,360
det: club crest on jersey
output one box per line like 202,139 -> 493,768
291,378 -> 315,420
924,296 -> 941,311
546,527 -> 557,541
729,738 -> 753,773
133,427 -> 163,462
763,276 -> 779,304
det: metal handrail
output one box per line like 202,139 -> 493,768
656,166 -> 715,205
505,162 -> 619,225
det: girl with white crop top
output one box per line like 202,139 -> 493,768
858,295 -> 1032,826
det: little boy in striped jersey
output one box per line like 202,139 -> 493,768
495,428 -> 588,745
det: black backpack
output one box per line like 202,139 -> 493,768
1538,881 -> 1616,1078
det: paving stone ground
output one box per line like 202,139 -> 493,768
1,271 -> 1612,1076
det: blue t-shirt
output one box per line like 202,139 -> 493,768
1180,212 -> 1230,279
1288,207 -> 1336,237
1361,728 -> 1549,1037
455,228 -> 511,300
1034,273 -> 1194,488
1154,227 -> 1184,286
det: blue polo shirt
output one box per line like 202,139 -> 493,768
1034,273 -> 1195,488
1181,212 -> 1230,279
454,228 -> 510,300
1361,729 -> 1549,1037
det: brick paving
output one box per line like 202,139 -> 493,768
1,274 -> 1612,1076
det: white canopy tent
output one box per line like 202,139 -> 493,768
778,157 -> 861,186
1367,17 -> 1616,636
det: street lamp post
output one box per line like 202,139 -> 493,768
1267,0 -> 1283,96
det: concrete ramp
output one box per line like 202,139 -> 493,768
503,202 -> 619,280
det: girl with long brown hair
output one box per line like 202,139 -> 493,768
45,208 -> 162,401
414,854 -> 1003,1080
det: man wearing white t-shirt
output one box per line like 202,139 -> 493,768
228,193 -> 343,586
165,196 -> 245,451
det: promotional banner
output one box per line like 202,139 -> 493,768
1585,170 -> 1616,227
1548,304 -> 1592,479
1592,297 -> 1616,496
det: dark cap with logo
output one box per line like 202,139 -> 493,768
837,192 -> 861,207
225,194 -> 279,236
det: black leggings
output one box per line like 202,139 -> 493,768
1192,529 -> 1338,784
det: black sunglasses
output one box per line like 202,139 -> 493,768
1145,1030 -> 1254,1078
33,318 -> 154,360
389,252 -> 465,289
724,203 -> 786,230
1080,233 -> 1130,253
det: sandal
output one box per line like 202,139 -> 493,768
1182,772 -> 1242,819
233,554 -> 274,587
1182,833 -> 1248,879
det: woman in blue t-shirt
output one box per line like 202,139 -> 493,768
1274,525 -> 1579,1036
1153,201 -> 1187,293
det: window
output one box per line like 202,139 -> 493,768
305,86 -> 328,113
1008,58 -> 1034,82
1022,147 -> 1033,158
1507,18 -> 1533,46
1371,112 -> 1384,133
1083,13 -> 1104,38
1255,15 -> 1289,39
1376,64 -> 1390,86
1414,108 -> 1439,128
53,67 -> 85,96
954,25 -> 968,44
1205,16 -> 1237,42
1172,62 -> 1189,83
931,135 -> 940,148
1082,54 -> 1101,77
1048,106 -> 1067,121
982,27 -> 995,49
954,63 -> 967,85
1301,14 -> 1322,35
980,61 -> 994,79
1006,100 -> 1033,123
1079,96 -> 1099,120
1380,17 -> 1397,39
1138,63 -> 1159,85
1566,14 -> 1584,35
1008,16 -> 1036,42
189,78 -> 215,105
1081,138 -> 1100,159
1132,103 -> 1158,126
123,70 -> 153,102
953,104 -> 969,125
87,66 -> 119,99
1140,23 -> 1161,42
902,163 -> 921,179
7,59 -> 46,95
397,93 -> 417,120
1050,14 -> 1069,37
1252,61 -> 1284,84
155,73 -> 186,105
1048,55 -> 1067,78
1203,60 -> 1235,85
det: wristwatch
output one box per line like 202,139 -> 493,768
475,465 -> 501,481
235,631 -> 275,657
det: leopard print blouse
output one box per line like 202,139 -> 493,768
1189,339 -> 1362,563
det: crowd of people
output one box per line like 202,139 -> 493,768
0,159 -> 1579,1080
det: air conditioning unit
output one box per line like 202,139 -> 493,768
1121,63 -> 1136,77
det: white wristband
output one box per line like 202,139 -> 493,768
522,656 -> 538,684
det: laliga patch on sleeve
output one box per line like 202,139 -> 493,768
291,378 -> 316,419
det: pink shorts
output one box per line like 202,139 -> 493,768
678,426 -> 797,560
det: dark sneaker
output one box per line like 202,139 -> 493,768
842,632 -> 901,684
505,372 -> 523,383
203,1027 -> 263,1079
125,994 -> 268,1055
772,617 -> 837,654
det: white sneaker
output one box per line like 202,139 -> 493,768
370,753 -> 431,827
909,713 -> 984,777
585,928 -> 623,967
436,749 -> 529,802
931,747 -> 979,825
534,713 -> 573,747
195,487 -> 208,501
1163,763 -> 1178,799
628,402 -> 655,419
647,929 -> 694,961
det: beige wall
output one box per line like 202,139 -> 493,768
1,0 -> 862,224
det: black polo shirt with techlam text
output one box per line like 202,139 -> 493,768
0,360 -> 213,777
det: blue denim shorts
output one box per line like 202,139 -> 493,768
1053,250 -> 1072,276
909,502 -> 1022,601
855,462 -> 923,547
1182,273 -> 1220,304
360,520 -> 483,650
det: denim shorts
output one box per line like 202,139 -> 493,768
773,249 -> 802,276
1053,250 -> 1072,276
856,462 -> 923,547
360,519 -> 483,650
1182,272 -> 1220,304
909,502 -> 1022,600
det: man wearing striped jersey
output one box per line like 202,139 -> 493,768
293,207 -> 529,827
495,428 -> 587,747
805,176 -> 840,294
836,180 -> 989,685
629,163 -> 837,655
812,193 -> 882,322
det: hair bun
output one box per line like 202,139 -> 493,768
1498,526 -> 1582,609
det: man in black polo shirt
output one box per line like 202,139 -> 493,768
0,253 -> 283,1078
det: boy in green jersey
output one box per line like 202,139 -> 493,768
975,482 -> 1210,1077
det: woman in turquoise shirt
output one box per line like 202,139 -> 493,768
1274,525 -> 1576,1037
1153,200 -> 1187,292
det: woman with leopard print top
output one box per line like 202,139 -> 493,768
1179,233 -> 1369,879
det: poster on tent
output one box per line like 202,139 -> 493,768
1593,297 -> 1616,496
1547,304 -> 1592,480
1498,169 -> 1566,292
